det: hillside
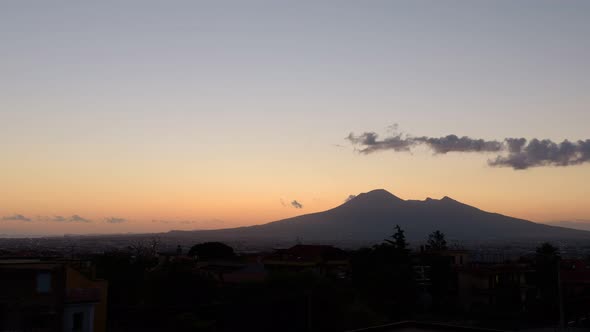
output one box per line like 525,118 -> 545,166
167,189 -> 590,245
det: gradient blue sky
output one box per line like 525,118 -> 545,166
1,1 -> 589,236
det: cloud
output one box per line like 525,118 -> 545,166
105,217 -> 127,224
345,195 -> 356,202
151,218 -> 225,228
346,132 -> 416,154
346,132 -> 501,155
280,198 -> 287,207
36,215 -> 91,222
2,214 -> 32,222
414,135 -> 503,154
488,138 -> 590,170
69,215 -> 91,223
180,220 -> 195,224
291,200 -> 303,209
347,127 -> 590,170
153,219 -> 193,224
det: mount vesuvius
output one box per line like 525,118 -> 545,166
168,189 -> 590,245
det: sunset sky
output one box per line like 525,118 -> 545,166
1,1 -> 589,236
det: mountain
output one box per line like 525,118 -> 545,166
168,189 -> 590,245
546,220 -> 590,232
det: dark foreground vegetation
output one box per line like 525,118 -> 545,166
2,228 -> 590,331
92,229 -> 589,331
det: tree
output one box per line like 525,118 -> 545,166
536,242 -> 559,259
385,224 -> 409,253
533,242 -> 561,321
426,230 -> 447,251
535,242 -> 560,295
128,236 -> 160,258
351,225 -> 416,318
188,242 -> 235,261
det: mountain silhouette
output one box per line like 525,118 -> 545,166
169,189 -> 590,244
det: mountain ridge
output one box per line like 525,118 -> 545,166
167,189 -> 590,244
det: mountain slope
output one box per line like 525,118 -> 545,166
169,189 -> 590,244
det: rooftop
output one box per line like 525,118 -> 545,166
347,321 -> 507,332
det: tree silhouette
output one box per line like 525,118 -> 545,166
536,242 -> 559,258
385,224 -> 409,253
188,242 -> 235,261
127,236 -> 160,258
427,230 -> 447,251
533,242 -> 560,321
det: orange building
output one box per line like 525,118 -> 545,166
0,258 -> 108,332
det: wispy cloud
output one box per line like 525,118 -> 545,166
180,220 -> 196,224
105,217 -> 127,224
151,218 -> 225,228
69,215 -> 91,223
345,195 -> 356,203
291,200 -> 303,209
347,126 -> 590,170
36,215 -> 91,222
347,132 -> 416,153
2,214 -> 32,222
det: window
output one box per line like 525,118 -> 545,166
73,312 -> 84,331
36,272 -> 52,293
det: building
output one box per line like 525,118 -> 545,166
560,259 -> 590,323
263,244 -> 349,278
0,258 -> 108,332
347,320 -> 507,331
456,263 -> 530,314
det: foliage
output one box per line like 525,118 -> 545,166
427,230 -> 447,251
535,242 -> 559,259
384,224 -> 409,254
351,225 -> 416,320
188,242 -> 236,261
531,242 -> 560,321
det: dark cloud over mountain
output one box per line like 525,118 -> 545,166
488,138 -> 590,169
346,132 -> 415,153
347,128 -> 590,170
414,135 -> 503,154
291,200 -> 303,209
345,195 -> 357,202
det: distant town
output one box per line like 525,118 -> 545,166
1,225 -> 589,331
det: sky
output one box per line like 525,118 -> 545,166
1,1 -> 589,236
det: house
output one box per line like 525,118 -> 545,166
0,258 -> 108,332
346,320 -> 507,331
456,263 -> 530,314
416,248 -> 470,267
560,259 -> 590,323
263,244 -> 349,278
